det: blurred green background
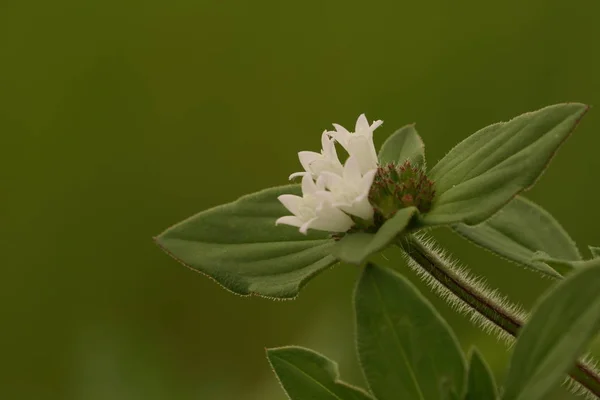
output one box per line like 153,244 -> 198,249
2,0 -> 600,399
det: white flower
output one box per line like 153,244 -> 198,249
327,114 -> 382,175
319,155 -> 377,221
289,132 -> 344,180
276,174 -> 354,234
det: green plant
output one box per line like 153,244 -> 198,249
156,104 -> 600,399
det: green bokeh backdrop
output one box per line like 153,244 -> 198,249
2,1 -> 599,399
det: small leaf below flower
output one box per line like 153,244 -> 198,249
332,207 -> 418,265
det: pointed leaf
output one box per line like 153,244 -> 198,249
453,196 -> 580,278
503,257 -> 600,400
590,246 -> 600,258
155,185 -> 336,299
378,124 -> 426,167
425,104 -> 588,226
333,207 -> 417,265
355,263 -> 466,400
267,346 -> 373,400
464,350 -> 498,400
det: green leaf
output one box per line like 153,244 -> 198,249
378,124 -> 426,167
530,251 -> 600,276
424,104 -> 588,226
446,390 -> 461,400
590,246 -> 600,258
355,263 -> 466,400
447,391 -> 461,400
333,207 -> 417,265
453,196 -> 580,278
154,185 -> 336,299
267,346 -> 373,400
502,257 -> 600,400
464,349 -> 498,400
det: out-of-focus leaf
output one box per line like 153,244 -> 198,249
503,257 -> 600,400
355,263 -> 466,400
267,346 -> 373,400
464,350 -> 498,400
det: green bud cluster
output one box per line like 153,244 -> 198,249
368,161 -> 435,221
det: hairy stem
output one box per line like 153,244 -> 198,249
401,234 -> 600,398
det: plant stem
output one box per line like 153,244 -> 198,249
401,234 -> 600,398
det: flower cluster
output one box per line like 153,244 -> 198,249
276,114 -> 382,234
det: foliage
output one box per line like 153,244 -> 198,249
156,104 -> 600,399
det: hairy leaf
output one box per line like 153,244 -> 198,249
453,196 -> 580,278
155,185 -> 336,299
503,258 -> 600,400
425,104 -> 588,226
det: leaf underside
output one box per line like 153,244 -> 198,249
453,195 -> 581,278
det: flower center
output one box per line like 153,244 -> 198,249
368,161 -> 435,221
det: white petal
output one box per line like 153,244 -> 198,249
298,151 -> 321,173
320,131 -> 331,151
309,159 -> 342,177
332,123 -> 350,135
343,155 -> 362,183
360,169 -> 377,193
314,205 -> 354,232
319,171 -> 345,191
329,124 -> 351,147
340,199 -> 373,220
289,171 -> 307,180
275,216 -> 304,228
301,173 -> 317,195
278,194 -> 303,216
299,218 -> 319,234
346,136 -> 378,175
321,132 -> 342,165
355,113 -> 370,133
370,119 -> 383,131
315,174 -> 329,191
314,191 -> 336,210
